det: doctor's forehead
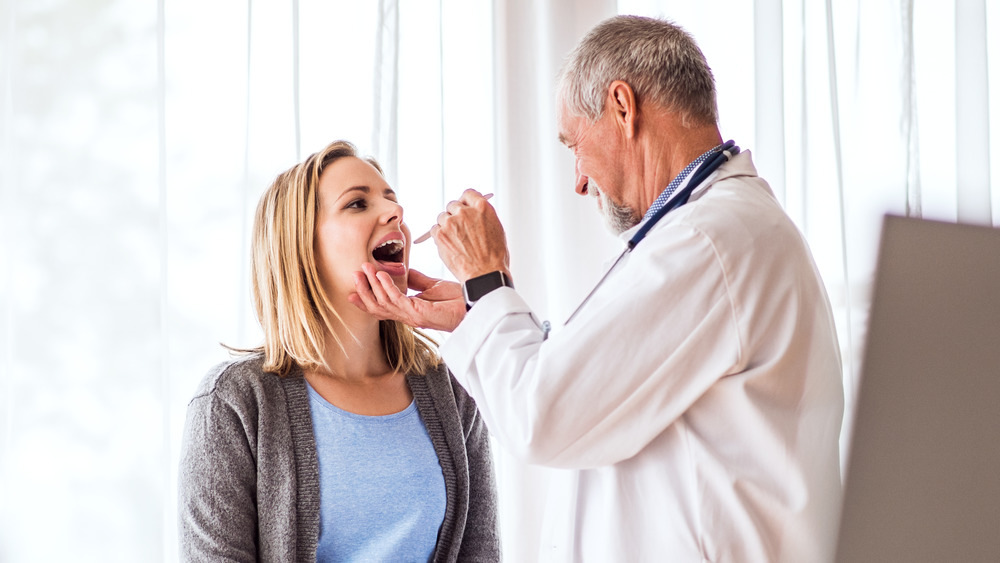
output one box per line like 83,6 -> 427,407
557,96 -> 601,142
557,112 -> 586,147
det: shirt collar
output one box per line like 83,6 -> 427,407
640,143 -> 725,224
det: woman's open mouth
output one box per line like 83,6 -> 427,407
371,237 -> 406,277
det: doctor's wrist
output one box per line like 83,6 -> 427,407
462,270 -> 514,311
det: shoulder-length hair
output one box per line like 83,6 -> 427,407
245,140 -> 440,376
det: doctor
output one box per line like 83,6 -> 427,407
352,15 -> 845,562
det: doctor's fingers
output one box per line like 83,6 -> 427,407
458,188 -> 490,205
359,263 -> 395,302
443,200 -> 474,221
430,191 -> 494,237
353,266 -> 419,323
349,271 -> 383,317
350,267 -> 391,315
447,190 -> 493,215
435,226 -> 511,281
433,207 -> 476,243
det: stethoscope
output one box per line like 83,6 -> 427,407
556,140 -> 740,329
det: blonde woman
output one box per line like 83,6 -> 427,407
178,140 -> 500,562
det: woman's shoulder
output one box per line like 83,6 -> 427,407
183,353 -> 311,456
190,351 -> 289,405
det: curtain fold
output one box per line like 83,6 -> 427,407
901,0 -> 921,217
822,0 -> 857,457
495,0 -> 620,326
0,0 -> 17,557
156,0 -> 171,550
372,0 -> 399,186
490,2 -> 617,558
753,0 -> 786,205
291,0 -> 301,160
955,0 -> 992,226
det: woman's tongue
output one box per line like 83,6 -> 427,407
375,258 -> 406,277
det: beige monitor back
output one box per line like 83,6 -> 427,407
835,215 -> 1000,562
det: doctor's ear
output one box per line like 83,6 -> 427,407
607,80 -> 637,138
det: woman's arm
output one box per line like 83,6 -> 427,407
177,392 -> 259,562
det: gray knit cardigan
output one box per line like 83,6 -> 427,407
178,353 -> 500,562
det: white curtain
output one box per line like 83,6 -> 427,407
1,0 -> 998,560
488,4 -> 618,560
0,0 -> 493,560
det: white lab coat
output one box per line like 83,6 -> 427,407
441,151 -> 844,562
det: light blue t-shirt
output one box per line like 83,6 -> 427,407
305,381 -> 447,562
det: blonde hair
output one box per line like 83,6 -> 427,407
245,140 -> 440,376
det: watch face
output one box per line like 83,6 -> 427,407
464,271 -> 508,304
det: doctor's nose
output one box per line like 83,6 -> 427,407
574,170 -> 590,196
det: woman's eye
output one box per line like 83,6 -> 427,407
346,199 -> 368,210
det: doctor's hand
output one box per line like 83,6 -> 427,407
349,265 -> 466,332
429,189 -> 511,283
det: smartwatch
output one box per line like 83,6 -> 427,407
463,271 -> 514,310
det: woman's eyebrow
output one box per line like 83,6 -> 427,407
337,186 -> 370,201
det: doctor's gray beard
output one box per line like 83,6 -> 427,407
592,182 -> 641,235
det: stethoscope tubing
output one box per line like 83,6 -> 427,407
562,140 -> 740,326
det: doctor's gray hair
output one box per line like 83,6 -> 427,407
558,15 -> 718,127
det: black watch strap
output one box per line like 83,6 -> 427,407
463,271 -> 514,310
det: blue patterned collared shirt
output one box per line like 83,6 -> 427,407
641,143 -> 725,224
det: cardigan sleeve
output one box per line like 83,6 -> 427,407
453,374 -> 502,561
178,375 -> 260,563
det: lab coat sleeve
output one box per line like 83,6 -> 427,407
441,222 -> 743,469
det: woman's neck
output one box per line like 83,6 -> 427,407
303,313 -> 413,415
314,314 -> 390,379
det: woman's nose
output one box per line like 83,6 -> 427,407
381,200 -> 404,224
